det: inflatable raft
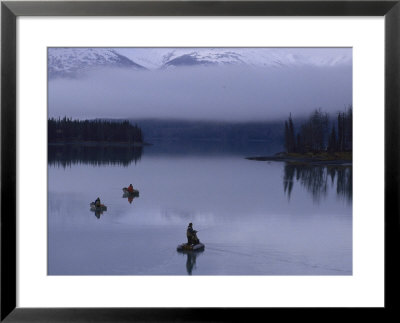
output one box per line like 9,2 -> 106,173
122,188 -> 139,197
90,202 -> 107,212
177,243 -> 205,252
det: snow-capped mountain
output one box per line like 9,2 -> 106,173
118,47 -> 352,70
48,47 -> 352,79
48,48 -> 145,78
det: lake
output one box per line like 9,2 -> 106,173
48,141 -> 352,275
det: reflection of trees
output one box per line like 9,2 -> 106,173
283,165 -> 295,200
48,144 -> 142,168
283,164 -> 352,203
335,167 -> 352,202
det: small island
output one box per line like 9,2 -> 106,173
247,107 -> 352,166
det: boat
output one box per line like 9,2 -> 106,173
122,188 -> 139,197
177,243 -> 205,252
90,202 -> 107,211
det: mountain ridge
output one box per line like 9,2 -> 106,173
48,48 -> 146,79
48,47 -> 352,78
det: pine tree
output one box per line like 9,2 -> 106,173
284,120 -> 290,153
288,113 -> 296,153
327,124 -> 337,152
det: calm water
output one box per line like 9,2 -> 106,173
48,142 -> 352,275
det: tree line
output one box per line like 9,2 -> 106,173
284,106 -> 352,154
48,117 -> 143,143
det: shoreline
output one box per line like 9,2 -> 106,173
246,152 -> 352,166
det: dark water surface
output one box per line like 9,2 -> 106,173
48,142 -> 352,275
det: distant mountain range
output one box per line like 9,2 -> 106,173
120,47 -> 352,69
48,48 -> 146,78
48,47 -> 352,78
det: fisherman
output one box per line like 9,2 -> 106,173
127,184 -> 134,193
94,197 -> 101,207
186,223 -> 199,245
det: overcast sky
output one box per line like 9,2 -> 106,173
48,48 -> 352,121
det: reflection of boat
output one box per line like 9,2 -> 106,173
177,247 -> 204,275
177,243 -> 205,252
122,188 -> 139,197
90,202 -> 107,212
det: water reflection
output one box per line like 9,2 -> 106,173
283,164 -> 352,203
90,208 -> 104,219
48,150 -> 352,275
144,139 -> 283,158
48,144 -> 142,167
178,250 -> 204,275
122,192 -> 139,204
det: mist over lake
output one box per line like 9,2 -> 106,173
48,64 -> 352,121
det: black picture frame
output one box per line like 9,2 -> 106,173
1,0 -> 399,321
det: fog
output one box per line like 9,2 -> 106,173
48,64 -> 352,121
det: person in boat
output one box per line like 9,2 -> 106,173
127,184 -> 134,193
94,197 -> 101,207
186,223 -> 200,245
